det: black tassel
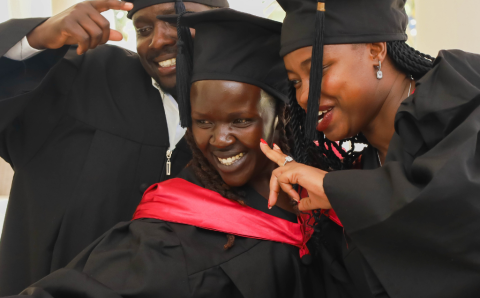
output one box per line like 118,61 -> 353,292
304,1 -> 325,143
175,0 -> 194,127
174,0 -> 186,14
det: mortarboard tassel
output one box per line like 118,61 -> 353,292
305,1 -> 326,143
175,0 -> 194,127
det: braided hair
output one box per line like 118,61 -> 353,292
285,41 -> 435,255
185,91 -> 290,250
387,40 -> 435,80
288,40 -> 435,171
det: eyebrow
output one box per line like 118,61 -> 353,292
192,111 -> 255,118
286,57 -> 312,74
157,8 -> 176,15
133,9 -> 176,26
301,58 -> 312,69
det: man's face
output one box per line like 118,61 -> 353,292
133,2 -> 212,95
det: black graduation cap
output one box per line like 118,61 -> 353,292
158,9 -> 289,127
277,0 -> 408,142
126,0 -> 229,19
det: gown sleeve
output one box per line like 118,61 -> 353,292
0,18 -> 47,58
324,50 -> 480,298
11,219 -> 190,298
0,18 -> 74,167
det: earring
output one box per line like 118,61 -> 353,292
377,61 -> 383,80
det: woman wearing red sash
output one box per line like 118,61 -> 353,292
8,9 -> 322,298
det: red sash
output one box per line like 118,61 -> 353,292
133,178 -> 314,258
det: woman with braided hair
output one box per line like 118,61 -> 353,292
3,9 -> 322,298
260,0 -> 480,297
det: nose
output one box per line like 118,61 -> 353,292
149,21 -> 177,51
210,125 -> 235,148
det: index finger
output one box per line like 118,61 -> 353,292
260,142 -> 287,167
90,0 -> 133,13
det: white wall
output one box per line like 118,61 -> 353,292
7,0 -> 52,19
416,0 -> 480,56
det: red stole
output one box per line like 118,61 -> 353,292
133,178 -> 314,258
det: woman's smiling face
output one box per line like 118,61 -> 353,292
191,80 -> 277,187
283,44 -> 386,141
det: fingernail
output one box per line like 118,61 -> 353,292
268,203 -> 272,209
273,143 -> 280,150
260,139 -> 268,145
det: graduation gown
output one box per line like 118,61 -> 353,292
0,18 -> 192,295
9,167 -> 322,298
319,49 -> 480,298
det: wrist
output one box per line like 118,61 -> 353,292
26,25 -> 46,50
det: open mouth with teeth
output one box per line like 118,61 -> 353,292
217,152 -> 245,166
158,58 -> 176,68
318,107 -> 333,124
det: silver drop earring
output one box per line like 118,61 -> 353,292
376,60 -> 383,79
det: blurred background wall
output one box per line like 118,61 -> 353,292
1,0 -> 480,231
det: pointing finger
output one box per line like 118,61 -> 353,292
273,143 -> 284,154
109,29 -> 124,41
260,141 -> 287,167
90,0 -> 133,13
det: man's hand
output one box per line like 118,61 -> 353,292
260,142 -> 332,211
27,0 -> 133,55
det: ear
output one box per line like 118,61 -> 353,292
367,42 -> 387,68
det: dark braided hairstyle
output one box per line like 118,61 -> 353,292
285,40 -> 435,256
185,93 -> 289,250
387,40 -> 435,80
287,41 -> 435,171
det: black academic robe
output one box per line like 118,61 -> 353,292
319,50 -> 480,298
0,18 -> 192,295
7,167 -> 322,298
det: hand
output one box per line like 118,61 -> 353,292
260,142 -> 332,211
27,0 -> 133,55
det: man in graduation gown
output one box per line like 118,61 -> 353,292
0,0 -> 228,295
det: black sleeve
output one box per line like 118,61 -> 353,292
11,220 -> 189,297
0,18 -> 47,57
9,269 -> 122,298
324,50 -> 480,298
0,18 -> 75,166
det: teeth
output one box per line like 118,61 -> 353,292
217,152 -> 245,166
318,108 -> 332,116
158,58 -> 176,68
318,108 -> 333,123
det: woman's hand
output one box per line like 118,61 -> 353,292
260,142 -> 332,211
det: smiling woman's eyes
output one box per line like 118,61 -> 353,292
233,118 -> 253,127
290,79 -> 301,87
195,119 -> 212,126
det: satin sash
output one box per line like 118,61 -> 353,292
133,178 -> 313,258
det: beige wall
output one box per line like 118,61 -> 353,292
51,0 -> 81,15
0,160 -> 13,197
416,0 -> 480,56
7,0 -> 51,19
